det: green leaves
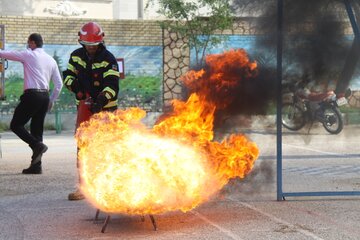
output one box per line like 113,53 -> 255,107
147,0 -> 234,65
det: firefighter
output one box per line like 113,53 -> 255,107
63,22 -> 120,200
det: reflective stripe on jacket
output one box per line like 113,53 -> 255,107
63,46 -> 120,109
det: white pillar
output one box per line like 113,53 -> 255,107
113,0 -> 140,19
113,0 -> 121,19
138,0 -> 143,19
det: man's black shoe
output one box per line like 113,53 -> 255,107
22,161 -> 42,174
31,143 -> 48,164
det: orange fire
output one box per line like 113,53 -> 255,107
76,49 -> 259,215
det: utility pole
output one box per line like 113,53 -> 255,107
335,0 -> 360,94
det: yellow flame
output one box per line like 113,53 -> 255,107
77,95 -> 258,215
76,49 -> 259,215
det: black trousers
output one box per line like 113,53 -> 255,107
10,90 -> 49,148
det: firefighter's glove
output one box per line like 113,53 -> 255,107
97,94 -> 108,106
76,91 -> 86,100
90,94 -> 108,113
90,102 -> 102,113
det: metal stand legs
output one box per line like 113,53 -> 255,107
94,209 -> 158,233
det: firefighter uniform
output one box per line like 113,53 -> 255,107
64,21 -> 120,201
63,46 -> 120,112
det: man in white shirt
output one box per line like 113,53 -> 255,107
0,33 -> 63,174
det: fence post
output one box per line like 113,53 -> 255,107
55,110 -> 62,134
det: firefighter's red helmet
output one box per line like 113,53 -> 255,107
78,22 -> 104,46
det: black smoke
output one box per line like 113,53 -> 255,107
179,0 -> 358,129
230,0 -> 355,105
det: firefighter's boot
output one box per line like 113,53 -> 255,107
68,188 -> 85,201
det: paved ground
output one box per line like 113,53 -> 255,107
0,122 -> 359,240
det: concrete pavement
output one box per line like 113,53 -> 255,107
0,123 -> 359,240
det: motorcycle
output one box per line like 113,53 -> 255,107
281,81 -> 351,134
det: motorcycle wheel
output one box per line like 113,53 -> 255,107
322,106 -> 343,134
281,103 -> 306,131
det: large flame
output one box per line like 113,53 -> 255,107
76,49 -> 259,215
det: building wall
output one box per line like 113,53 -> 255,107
1,15 -> 359,112
0,16 -> 257,109
0,0 -> 154,20
0,0 -> 165,20
0,0 -> 113,19
0,15 -> 165,112
0,16 -> 164,79
0,16 -> 162,46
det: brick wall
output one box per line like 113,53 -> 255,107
1,15 -> 357,109
0,16 -> 163,46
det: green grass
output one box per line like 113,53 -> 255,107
339,105 -> 360,113
0,122 -> 9,132
0,73 -> 163,131
119,74 -> 162,102
5,73 -> 23,98
3,73 -> 162,105
0,122 -> 57,133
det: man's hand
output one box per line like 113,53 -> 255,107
90,93 -> 108,113
48,101 -> 53,112
90,102 -> 102,113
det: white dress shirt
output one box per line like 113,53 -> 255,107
0,48 -> 63,103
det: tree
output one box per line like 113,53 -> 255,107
146,0 -> 234,65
